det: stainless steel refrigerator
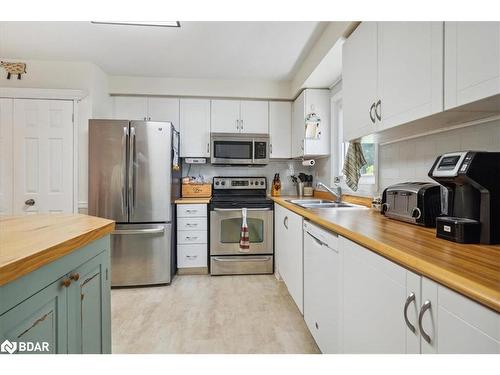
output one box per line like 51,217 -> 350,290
88,120 -> 180,287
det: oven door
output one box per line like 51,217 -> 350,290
210,208 -> 273,255
211,137 -> 254,165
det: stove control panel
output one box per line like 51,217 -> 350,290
213,177 -> 267,189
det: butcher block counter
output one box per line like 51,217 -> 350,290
0,214 -> 114,353
0,214 -> 114,286
271,196 -> 500,312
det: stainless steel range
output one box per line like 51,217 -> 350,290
210,177 -> 274,275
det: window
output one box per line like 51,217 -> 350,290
331,86 -> 378,195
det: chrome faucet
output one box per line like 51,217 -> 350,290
317,181 -> 342,203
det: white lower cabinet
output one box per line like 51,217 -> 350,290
303,221 -> 341,353
421,278 -> 500,354
341,236 -> 420,353
274,204 -> 304,314
176,203 -> 208,270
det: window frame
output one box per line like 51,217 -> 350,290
330,87 -> 379,196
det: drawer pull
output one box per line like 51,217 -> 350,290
186,223 -> 198,227
69,273 -> 80,281
186,255 -> 198,260
61,278 -> 72,288
185,236 -> 199,240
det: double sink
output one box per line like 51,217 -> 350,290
287,199 -> 362,210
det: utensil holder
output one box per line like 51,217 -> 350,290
296,182 -> 305,197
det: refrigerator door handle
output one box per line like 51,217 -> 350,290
122,126 -> 129,215
129,126 -> 136,216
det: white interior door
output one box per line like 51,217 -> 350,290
0,98 -> 13,215
13,99 -> 74,214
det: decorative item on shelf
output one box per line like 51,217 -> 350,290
271,173 -> 281,197
304,112 -> 321,140
0,61 -> 27,80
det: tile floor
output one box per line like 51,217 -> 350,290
111,274 -> 320,354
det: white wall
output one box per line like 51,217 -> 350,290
378,119 -> 500,192
108,75 -> 291,100
183,160 -> 315,196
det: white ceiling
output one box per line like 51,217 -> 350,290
0,21 -> 327,81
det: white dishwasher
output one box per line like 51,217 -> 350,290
303,220 -> 341,354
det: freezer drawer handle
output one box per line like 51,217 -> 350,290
213,256 -> 271,262
113,227 -> 165,235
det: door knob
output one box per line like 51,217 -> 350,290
69,273 -> 80,281
25,199 -> 35,206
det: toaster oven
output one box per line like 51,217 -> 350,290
381,182 -> 441,227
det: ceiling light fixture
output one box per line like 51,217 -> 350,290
91,21 -> 180,28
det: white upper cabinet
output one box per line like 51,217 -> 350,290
342,22 -> 444,141
445,22 -> 500,110
147,97 -> 180,130
239,100 -> 269,133
113,96 -> 148,120
179,99 -> 211,157
210,99 -> 240,133
291,89 -> 330,158
113,96 -> 180,130
377,22 -> 443,130
269,101 -> 291,158
343,22 -> 378,141
211,99 -> 269,134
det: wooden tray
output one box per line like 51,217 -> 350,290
182,184 -> 212,198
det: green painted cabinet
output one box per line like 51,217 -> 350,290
0,235 -> 111,354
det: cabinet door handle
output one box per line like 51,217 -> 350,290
270,143 -> 273,155
207,142 -> 210,154
61,278 -> 72,288
69,273 -> 80,281
283,216 -> 288,230
404,292 -> 416,333
418,300 -> 432,344
236,119 -> 239,131
369,102 -> 376,123
240,119 -> 243,131
375,100 -> 382,121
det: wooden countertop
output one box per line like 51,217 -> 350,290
271,196 -> 500,312
0,214 -> 115,286
175,197 -> 211,204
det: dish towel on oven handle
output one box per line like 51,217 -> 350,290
239,208 -> 250,252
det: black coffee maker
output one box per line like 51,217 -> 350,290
428,151 -> 500,244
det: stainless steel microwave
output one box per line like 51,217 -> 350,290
210,133 -> 269,165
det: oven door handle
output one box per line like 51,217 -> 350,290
213,208 -> 272,211
213,256 -> 272,262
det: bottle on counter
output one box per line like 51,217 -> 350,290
271,173 -> 282,197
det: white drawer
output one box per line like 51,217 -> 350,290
177,230 -> 207,244
177,244 -> 207,268
177,217 -> 207,231
177,204 -> 207,218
